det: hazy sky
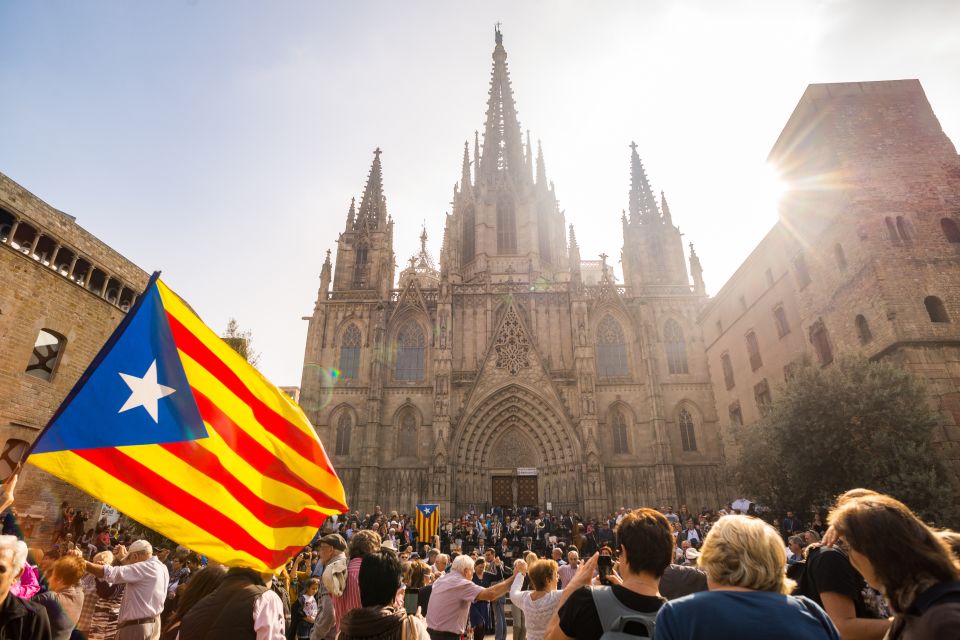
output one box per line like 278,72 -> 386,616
2,1 -> 959,386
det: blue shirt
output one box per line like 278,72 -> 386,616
655,590 -> 840,640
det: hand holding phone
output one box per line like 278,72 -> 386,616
598,555 -> 613,586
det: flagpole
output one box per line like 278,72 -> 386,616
18,270 -> 163,463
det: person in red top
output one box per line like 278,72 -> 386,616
334,530 -> 381,628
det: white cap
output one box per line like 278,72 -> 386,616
685,547 -> 701,561
128,539 -> 153,556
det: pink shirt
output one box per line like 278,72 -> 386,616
332,557 -> 363,630
424,572 -> 484,635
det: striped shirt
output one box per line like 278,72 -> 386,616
332,557 -> 363,630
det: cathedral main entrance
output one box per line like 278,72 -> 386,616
491,474 -> 539,508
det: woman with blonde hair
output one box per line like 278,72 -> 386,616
32,553 -> 86,640
655,515 -> 839,639
829,492 -> 960,639
511,559 -> 562,640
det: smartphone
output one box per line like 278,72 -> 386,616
598,554 -> 613,585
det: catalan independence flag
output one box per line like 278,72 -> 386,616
415,504 -> 439,543
27,273 -> 348,572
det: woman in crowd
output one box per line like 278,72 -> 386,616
32,553 -> 87,640
829,492 -> 960,639
339,550 -> 429,640
655,515 -> 840,639
405,560 -> 431,614
160,563 -> 227,640
511,559 -> 563,640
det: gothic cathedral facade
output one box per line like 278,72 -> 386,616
300,29 -> 723,517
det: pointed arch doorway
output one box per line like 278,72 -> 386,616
489,425 -> 539,508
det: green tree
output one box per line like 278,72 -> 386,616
729,356 -> 955,525
222,318 -> 261,367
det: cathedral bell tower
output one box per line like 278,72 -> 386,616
332,148 -> 396,300
442,26 -> 568,284
620,143 -> 690,289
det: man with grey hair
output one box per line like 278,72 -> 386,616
0,533 -> 52,639
424,554 -> 513,640
86,538 -> 168,640
432,553 -> 449,578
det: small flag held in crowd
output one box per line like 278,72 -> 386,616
416,503 -> 440,543
27,273 -> 348,572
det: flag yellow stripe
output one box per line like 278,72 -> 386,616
178,351 -> 343,492
29,452 -> 276,571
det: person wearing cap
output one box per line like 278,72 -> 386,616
312,534 -> 347,640
682,547 -> 700,567
85,538 -> 169,640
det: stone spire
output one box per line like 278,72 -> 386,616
460,141 -> 472,192
536,140 -> 547,187
317,249 -> 332,306
628,142 -> 660,223
345,197 -> 356,231
568,224 -> 581,271
355,148 -> 386,231
473,130 -> 481,186
660,190 -> 673,226
525,130 -> 534,183
689,242 -> 706,295
480,25 -> 526,182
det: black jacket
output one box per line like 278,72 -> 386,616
0,594 -> 52,640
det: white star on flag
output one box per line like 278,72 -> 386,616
118,360 -> 176,423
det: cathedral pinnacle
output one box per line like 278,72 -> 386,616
628,141 -> 660,223
661,190 -> 673,225
461,140 -> 472,192
536,139 -> 547,187
355,148 -> 387,231
480,25 -> 525,182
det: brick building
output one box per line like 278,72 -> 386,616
0,172 -> 148,540
700,80 -> 960,481
300,29 -> 724,517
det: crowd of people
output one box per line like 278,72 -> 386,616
3,470 -> 960,639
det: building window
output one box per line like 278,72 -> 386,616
496,195 -> 517,254
784,361 -> 799,382
335,412 -> 352,456
353,243 -> 368,288
896,216 -> 912,245
596,315 -> 628,378
678,408 -> 697,452
793,253 -> 811,289
728,402 -> 743,427
395,321 -> 426,380
462,205 -> 476,263
721,352 -> 735,390
715,319 -> 722,335
765,268 -> 774,287
0,438 -> 28,482
925,296 -> 950,323
885,217 -> 901,245
855,314 -> 873,345
834,243 -> 847,271
773,305 -> 790,338
745,330 -> 763,371
398,412 -> 417,458
25,329 -> 66,381
338,324 -> 362,379
611,410 -> 629,454
754,380 -> 772,415
739,295 -> 748,312
941,218 -> 960,244
664,320 -> 689,374
809,320 -> 834,365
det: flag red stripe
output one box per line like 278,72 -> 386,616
166,312 -> 336,476
75,447 -> 305,568
158,439 -> 329,529
191,388 -> 346,512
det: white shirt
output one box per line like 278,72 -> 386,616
509,574 -> 563,640
252,589 -> 286,640
103,555 -> 170,622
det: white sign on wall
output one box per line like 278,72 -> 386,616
517,467 -> 538,476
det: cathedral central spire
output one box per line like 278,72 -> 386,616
480,25 -> 526,182
355,147 -> 386,231
629,141 -> 660,223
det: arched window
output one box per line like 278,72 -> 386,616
338,324 -> 362,379
773,305 -> 790,338
855,314 -> 872,345
942,218 -> 960,244
25,329 -> 66,381
496,195 -> 517,254
896,216 -> 912,245
925,296 -> 950,323
611,410 -> 629,454
335,412 -> 352,456
398,412 -> 418,457
395,321 -> 426,380
810,320 -> 833,365
885,217 -> 901,245
664,320 -> 688,374
745,330 -> 763,371
721,352 -> 735,390
0,438 -> 28,482
353,243 -> 368,288
678,408 -> 697,452
462,205 -> 476,263
596,315 -> 628,378
834,243 -> 847,271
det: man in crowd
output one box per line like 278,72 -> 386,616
781,510 -> 801,540
85,538 -> 168,640
179,566 -> 285,639
557,550 -> 579,589
312,533 -> 348,640
0,533 -> 52,640
424,554 -> 514,640
484,549 -> 512,640
334,530 -> 380,627
679,519 -> 703,548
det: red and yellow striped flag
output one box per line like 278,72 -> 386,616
28,275 -> 347,572
416,504 -> 439,543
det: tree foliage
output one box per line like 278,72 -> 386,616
222,318 -> 261,367
729,356 -> 955,525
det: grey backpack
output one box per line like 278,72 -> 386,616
589,586 -> 657,639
